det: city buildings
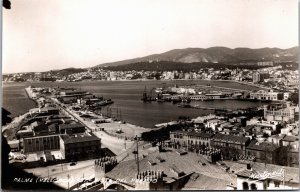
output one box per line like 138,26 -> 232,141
95,150 -> 235,190
252,72 -> 270,83
23,135 -> 60,153
210,133 -> 250,154
250,90 -> 283,101
170,131 -> 214,148
60,132 -> 101,160
264,102 -> 296,123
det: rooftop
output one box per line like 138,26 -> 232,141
171,130 -> 214,138
60,132 -> 100,144
211,133 -> 249,144
246,140 -> 279,151
105,149 -> 236,188
182,173 -> 229,190
235,162 -> 299,184
59,123 -> 85,129
282,135 -> 298,142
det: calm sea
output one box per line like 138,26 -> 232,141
3,80 -> 265,128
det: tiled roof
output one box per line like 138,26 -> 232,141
186,132 -> 215,138
211,133 -> 249,144
59,123 -> 85,129
105,150 -> 236,187
246,140 -> 279,151
60,133 -> 100,144
282,135 -> 298,142
182,173 -> 228,190
171,131 -> 214,138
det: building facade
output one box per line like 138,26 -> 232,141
60,133 -> 101,160
250,90 -> 283,101
210,133 -> 250,155
236,165 -> 298,190
23,135 -> 60,153
264,102 -> 296,123
170,131 -> 214,149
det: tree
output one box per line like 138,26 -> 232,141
288,92 -> 299,105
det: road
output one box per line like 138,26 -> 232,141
50,97 -> 137,157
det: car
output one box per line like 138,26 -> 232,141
70,162 -> 77,166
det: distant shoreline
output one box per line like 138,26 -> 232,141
3,79 -> 268,89
3,79 -> 268,128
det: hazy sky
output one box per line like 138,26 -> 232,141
3,0 -> 298,73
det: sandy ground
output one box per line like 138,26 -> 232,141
98,121 -> 150,138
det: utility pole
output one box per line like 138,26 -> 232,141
282,168 -> 285,189
67,174 -> 70,190
136,135 -> 140,174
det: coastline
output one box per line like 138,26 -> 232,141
4,78 -> 268,90
2,80 -> 266,139
2,87 -> 38,140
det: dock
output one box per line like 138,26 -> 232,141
25,86 -> 36,99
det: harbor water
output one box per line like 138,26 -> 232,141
3,80 -> 266,128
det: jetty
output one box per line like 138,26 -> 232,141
192,105 -> 232,111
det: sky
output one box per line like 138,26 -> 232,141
2,0 -> 298,73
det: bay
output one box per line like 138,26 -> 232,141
3,80 -> 265,128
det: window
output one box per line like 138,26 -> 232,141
274,181 -> 280,187
242,182 -> 249,190
250,183 -> 257,190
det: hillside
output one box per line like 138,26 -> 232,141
95,46 -> 298,68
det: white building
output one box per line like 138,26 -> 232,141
250,90 -> 283,101
235,163 -> 299,190
264,102 -> 296,123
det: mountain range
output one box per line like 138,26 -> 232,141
95,46 -> 298,68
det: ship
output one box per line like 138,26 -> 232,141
141,86 -> 156,102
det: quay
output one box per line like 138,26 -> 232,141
25,86 -> 36,99
191,105 -> 233,111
